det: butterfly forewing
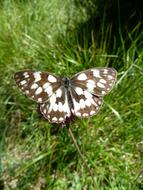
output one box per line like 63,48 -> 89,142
71,68 -> 117,96
40,87 -> 71,123
14,71 -> 62,103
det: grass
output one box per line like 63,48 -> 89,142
0,0 -> 143,189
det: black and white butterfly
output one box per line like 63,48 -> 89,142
14,68 -> 117,124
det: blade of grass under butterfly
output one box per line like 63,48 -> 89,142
67,127 -> 98,189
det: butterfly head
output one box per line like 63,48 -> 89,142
62,76 -> 70,88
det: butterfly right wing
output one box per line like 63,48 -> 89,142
69,86 -> 103,118
40,86 -> 71,123
70,68 -> 117,117
14,71 -> 62,103
71,68 -> 117,96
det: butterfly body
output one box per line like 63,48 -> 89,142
14,68 -> 117,124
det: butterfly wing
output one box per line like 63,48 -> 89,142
70,68 -> 117,117
14,71 -> 62,103
40,86 -> 71,123
69,87 -> 103,117
71,68 -> 117,96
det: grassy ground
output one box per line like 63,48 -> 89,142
0,0 -> 143,189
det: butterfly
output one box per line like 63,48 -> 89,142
14,68 -> 117,124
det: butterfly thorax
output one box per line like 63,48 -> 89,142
62,76 -> 70,88
62,76 -> 74,112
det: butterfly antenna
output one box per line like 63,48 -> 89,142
67,127 -> 98,189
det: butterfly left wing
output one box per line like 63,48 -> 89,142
40,86 -> 71,123
14,71 -> 62,103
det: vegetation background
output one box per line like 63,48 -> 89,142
0,0 -> 143,189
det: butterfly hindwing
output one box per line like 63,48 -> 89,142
71,68 -> 117,96
14,71 -> 62,103
40,86 -> 71,123
70,86 -> 102,117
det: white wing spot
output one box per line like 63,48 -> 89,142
109,83 -> 113,86
59,117 -> 64,121
101,91 -> 106,95
87,79 -> 95,85
43,109 -> 47,114
31,83 -> 38,89
73,99 -> 80,112
84,90 -> 93,99
82,113 -> 89,117
58,102 -> 63,112
99,79 -> 107,84
38,97 -> 42,102
92,69 -> 101,78
48,94 -> 56,113
48,75 -> 57,83
35,87 -> 42,95
90,110 -> 96,115
63,96 -> 71,115
43,82 -> 50,89
23,72 -> 29,78
56,88 -> 62,98
98,100 -> 102,105
23,72 -> 28,75
52,117 -> 57,121
75,87 -> 83,95
86,82 -> 96,91
53,104 -> 58,112
20,80 -> 27,85
103,69 -> 108,74
79,99 -> 86,109
108,75 -> 114,79
62,93 -> 70,115
97,82 -> 105,88
44,85 -> 53,95
76,112 -> 81,116
85,98 -> 91,107
25,90 -> 29,94
34,72 -> 41,82
77,73 -> 87,80
49,94 -> 56,105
